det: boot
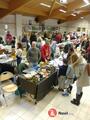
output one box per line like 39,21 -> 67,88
67,85 -> 72,94
73,92 -> 83,102
71,92 -> 83,106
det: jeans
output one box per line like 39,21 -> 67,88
29,62 -> 38,68
16,56 -> 22,65
77,87 -> 82,95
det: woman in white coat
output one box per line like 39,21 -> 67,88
70,53 -> 90,106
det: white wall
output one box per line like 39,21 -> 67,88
0,15 -> 15,38
0,14 -> 90,39
0,15 -> 64,38
15,14 -> 22,39
60,15 -> 90,35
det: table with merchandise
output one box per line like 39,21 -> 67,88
17,63 -> 58,104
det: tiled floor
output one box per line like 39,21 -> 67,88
0,83 -> 90,120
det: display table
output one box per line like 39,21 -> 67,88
17,70 -> 58,104
0,53 -> 16,67
0,49 -> 6,55
0,57 -> 15,64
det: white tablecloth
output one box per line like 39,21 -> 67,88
0,57 -> 14,64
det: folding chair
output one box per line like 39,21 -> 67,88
0,71 -> 17,106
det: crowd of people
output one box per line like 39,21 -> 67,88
0,30 -> 90,106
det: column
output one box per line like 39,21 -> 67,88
15,14 -> 22,41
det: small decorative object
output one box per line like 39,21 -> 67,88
82,27 -> 86,32
59,0 -> 67,4
29,20 -> 32,25
35,17 -> 39,23
77,27 -> 81,32
57,20 -> 61,24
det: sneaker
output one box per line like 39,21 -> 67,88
62,91 -> 69,96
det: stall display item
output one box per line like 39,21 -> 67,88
23,64 -> 56,84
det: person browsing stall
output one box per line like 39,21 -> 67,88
16,42 -> 23,65
70,53 -> 90,106
26,41 -> 41,67
41,38 -> 51,62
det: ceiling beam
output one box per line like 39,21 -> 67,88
56,1 -> 66,8
25,0 -> 45,8
17,6 -> 66,21
51,15 -> 66,20
48,0 -> 56,16
67,0 -> 85,12
16,7 -> 48,17
0,0 -> 9,9
49,10 -> 66,20
48,0 -> 68,18
0,0 -> 34,19
66,11 -> 90,21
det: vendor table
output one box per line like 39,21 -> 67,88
0,49 -> 6,55
0,57 -> 15,64
17,70 -> 58,104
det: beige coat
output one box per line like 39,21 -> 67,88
74,57 -> 90,87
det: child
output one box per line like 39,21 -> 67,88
16,42 -> 23,65
62,64 -> 74,96
58,59 -> 68,91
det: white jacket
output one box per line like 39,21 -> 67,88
74,57 -> 90,87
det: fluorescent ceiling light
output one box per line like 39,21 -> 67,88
80,3 -> 90,8
83,0 -> 90,4
81,17 -> 84,19
40,3 -> 51,8
71,13 -> 76,16
59,9 -> 66,13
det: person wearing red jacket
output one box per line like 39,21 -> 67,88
41,39 -> 51,62
55,32 -> 62,43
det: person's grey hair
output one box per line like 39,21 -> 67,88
32,41 -> 36,46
